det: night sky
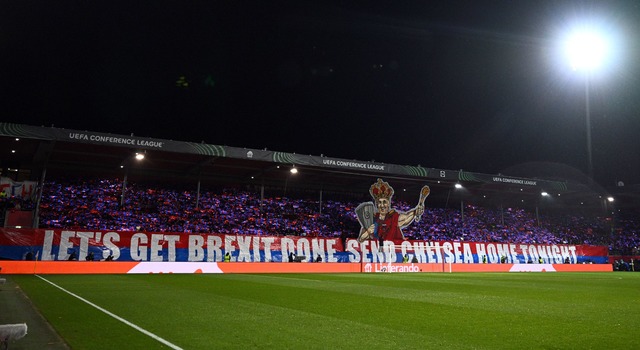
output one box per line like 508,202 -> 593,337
2,0 -> 640,188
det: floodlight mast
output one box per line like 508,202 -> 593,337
564,28 -> 609,184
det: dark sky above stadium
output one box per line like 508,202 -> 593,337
2,0 -> 640,188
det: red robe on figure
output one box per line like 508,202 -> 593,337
374,209 -> 404,241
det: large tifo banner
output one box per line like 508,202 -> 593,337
0,228 -> 608,264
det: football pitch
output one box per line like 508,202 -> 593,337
5,272 -> 640,349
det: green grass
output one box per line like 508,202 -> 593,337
11,273 -> 640,349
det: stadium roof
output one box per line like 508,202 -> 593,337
0,122 -> 632,209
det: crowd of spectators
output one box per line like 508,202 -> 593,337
6,177 -> 638,255
35,178 -> 360,238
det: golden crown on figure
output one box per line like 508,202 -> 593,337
369,178 -> 394,201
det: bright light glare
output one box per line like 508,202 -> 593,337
290,167 -> 298,174
135,152 -> 145,160
564,29 -> 609,71
607,196 -> 614,202
541,192 -> 549,197
454,183 -> 463,189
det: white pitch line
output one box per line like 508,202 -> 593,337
36,275 -> 183,350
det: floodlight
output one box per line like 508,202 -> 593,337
290,166 -> 298,174
565,29 -> 609,71
454,183 -> 462,189
135,152 -> 145,160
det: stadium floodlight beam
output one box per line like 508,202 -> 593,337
563,26 -> 612,184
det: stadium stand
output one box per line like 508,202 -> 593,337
21,176 -> 639,256
1,124 -> 639,258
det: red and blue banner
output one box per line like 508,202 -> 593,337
0,228 -> 609,264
